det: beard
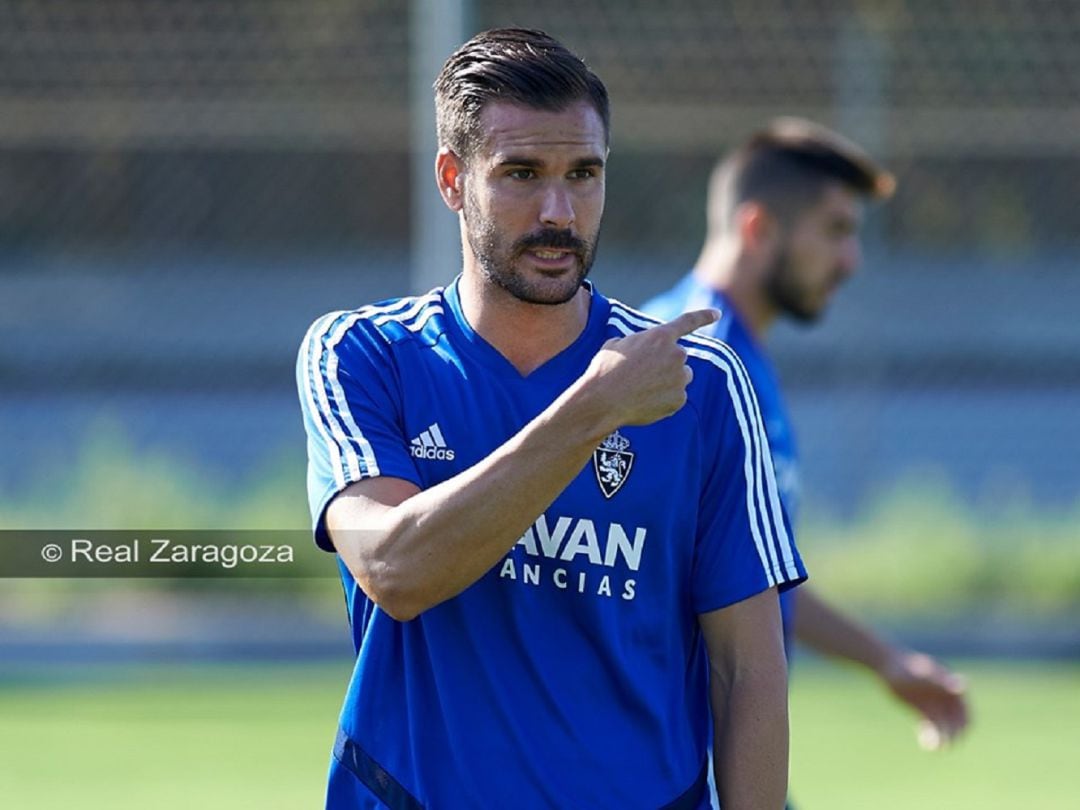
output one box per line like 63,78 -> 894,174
463,191 -> 599,306
764,245 -> 829,324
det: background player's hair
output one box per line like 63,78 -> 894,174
434,28 -> 610,161
708,117 -> 896,233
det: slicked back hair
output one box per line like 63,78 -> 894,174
708,117 -> 896,234
434,28 -> 610,162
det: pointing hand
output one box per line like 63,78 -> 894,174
584,309 -> 719,426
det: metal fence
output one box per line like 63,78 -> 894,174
1,0 -> 1078,516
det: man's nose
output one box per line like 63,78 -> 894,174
539,183 -> 575,230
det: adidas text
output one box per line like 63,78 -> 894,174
410,445 -> 455,461
409,423 -> 456,461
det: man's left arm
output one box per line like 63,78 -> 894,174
685,339 -> 807,807
701,588 -> 789,810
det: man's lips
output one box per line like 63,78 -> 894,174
518,246 -> 581,269
529,248 -> 574,260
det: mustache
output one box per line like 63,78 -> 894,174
513,229 -> 587,256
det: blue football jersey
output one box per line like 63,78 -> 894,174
298,277 -> 806,809
641,273 -> 802,646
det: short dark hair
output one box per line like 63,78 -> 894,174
434,28 -> 610,161
709,117 -> 896,231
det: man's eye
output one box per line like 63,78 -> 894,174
508,169 -> 535,180
569,169 -> 597,180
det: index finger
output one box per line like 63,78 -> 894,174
659,308 -> 720,338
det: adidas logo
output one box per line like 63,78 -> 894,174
409,423 -> 456,461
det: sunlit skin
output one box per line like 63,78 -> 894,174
436,101 -> 608,374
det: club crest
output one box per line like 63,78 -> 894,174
593,430 -> 634,499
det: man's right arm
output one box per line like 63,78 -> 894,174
324,309 -> 718,621
793,586 -> 970,747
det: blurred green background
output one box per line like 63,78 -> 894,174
2,1 -> 1079,807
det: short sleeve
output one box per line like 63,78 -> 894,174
297,311 -> 422,551
689,347 -> 807,614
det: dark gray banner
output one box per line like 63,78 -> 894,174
1,530 -> 338,578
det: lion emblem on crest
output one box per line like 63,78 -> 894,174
593,430 -> 635,499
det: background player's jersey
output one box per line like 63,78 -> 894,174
641,273 -> 801,648
299,278 -> 805,809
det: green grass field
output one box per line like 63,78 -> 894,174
0,663 -> 348,809
1,659 -> 1077,808
789,659 -> 1080,809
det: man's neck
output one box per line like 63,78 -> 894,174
458,269 -> 592,376
692,239 -> 776,341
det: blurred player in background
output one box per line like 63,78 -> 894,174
642,119 -> 970,777
300,29 -> 805,809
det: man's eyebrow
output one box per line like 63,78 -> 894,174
496,156 -> 544,168
494,155 -> 606,169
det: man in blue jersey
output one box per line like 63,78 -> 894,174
299,28 -> 805,809
642,119 -> 970,763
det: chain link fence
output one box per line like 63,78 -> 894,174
1,0 -> 1078,518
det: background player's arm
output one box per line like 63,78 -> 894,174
701,588 -> 790,810
325,310 -> 717,621
793,586 -> 969,747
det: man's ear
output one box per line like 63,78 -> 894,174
436,148 -> 466,212
736,201 -> 780,256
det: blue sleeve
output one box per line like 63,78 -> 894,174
689,345 -> 807,614
297,311 -> 422,551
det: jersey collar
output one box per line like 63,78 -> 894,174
442,276 -> 611,384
